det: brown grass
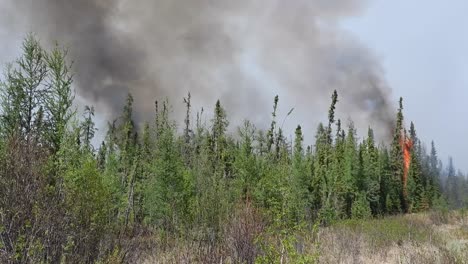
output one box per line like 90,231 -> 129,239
136,211 -> 468,264
318,211 -> 468,264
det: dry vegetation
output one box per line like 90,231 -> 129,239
318,210 -> 468,264
136,210 -> 468,264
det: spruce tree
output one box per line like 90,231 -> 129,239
389,97 -> 405,213
291,125 -> 309,222
429,141 -> 441,201
233,120 -> 258,200
363,127 -> 381,215
445,157 -> 459,208
341,122 -> 359,217
212,100 -> 229,177
267,95 -> 279,153
80,106 -> 96,149
407,122 -> 424,212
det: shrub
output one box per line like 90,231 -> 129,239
225,200 -> 266,264
351,193 -> 372,219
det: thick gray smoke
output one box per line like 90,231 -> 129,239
3,0 -> 394,139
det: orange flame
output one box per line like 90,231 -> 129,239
400,133 -> 413,197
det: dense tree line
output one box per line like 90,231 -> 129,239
440,157 -> 468,209
0,37 -> 466,263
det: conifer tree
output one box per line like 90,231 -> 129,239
233,120 -> 258,200
363,127 -> 380,215
429,141 -> 441,201
183,92 -> 193,165
312,123 -> 327,214
0,35 -> 47,141
44,44 -> 75,152
315,90 -> 340,223
80,106 -> 96,149
291,125 -> 310,222
267,95 -> 279,153
212,100 -> 229,177
389,97 -> 405,213
407,122 -> 424,212
378,147 -> 392,214
341,122 -> 359,217
445,157 -> 459,208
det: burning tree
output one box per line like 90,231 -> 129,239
388,97 -> 411,213
391,101 -> 429,213
400,130 -> 413,200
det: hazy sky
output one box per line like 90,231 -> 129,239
341,0 -> 468,171
0,0 -> 467,171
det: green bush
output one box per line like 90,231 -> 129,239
430,196 -> 450,225
256,222 -> 319,264
351,193 -> 372,219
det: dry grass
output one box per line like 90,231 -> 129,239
137,211 -> 468,264
318,211 -> 468,264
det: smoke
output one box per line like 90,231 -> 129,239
3,0 -> 394,139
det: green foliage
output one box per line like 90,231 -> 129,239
431,196 -> 450,224
256,222 -> 319,264
0,36 -> 460,263
351,192 -> 372,219
335,216 -> 434,249
0,34 -> 47,139
144,117 -> 190,230
43,43 -> 75,152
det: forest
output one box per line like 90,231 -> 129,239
0,36 -> 467,263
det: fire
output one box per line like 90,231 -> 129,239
400,133 -> 413,197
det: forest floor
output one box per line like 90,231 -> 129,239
139,210 -> 468,264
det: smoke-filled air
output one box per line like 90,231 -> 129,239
2,1 -> 468,263
5,0 -> 393,137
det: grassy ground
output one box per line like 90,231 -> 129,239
318,211 -> 468,264
137,210 -> 468,263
